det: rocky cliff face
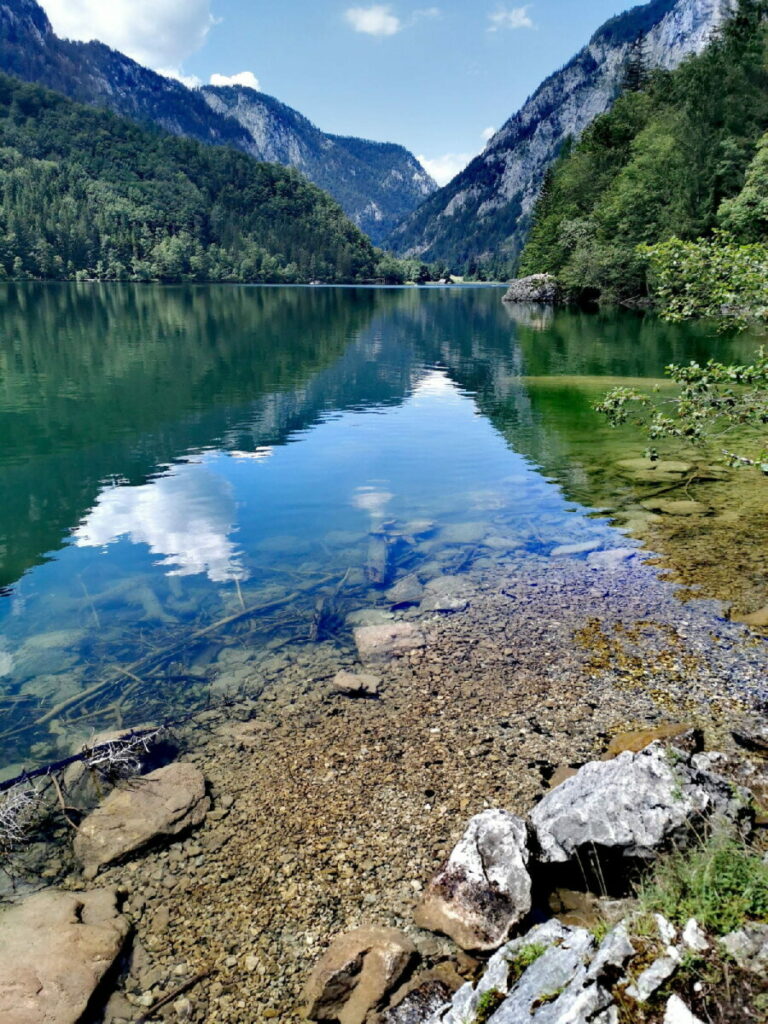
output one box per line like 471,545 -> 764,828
201,86 -> 436,242
0,0 -> 435,244
387,0 -> 736,268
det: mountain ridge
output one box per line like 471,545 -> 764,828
387,0 -> 736,272
0,0 -> 436,244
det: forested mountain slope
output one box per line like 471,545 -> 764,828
0,74 -> 380,283
0,0 -> 435,243
519,0 -> 768,303
387,0 -> 736,274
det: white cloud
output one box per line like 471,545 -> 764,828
488,5 -> 535,32
159,67 -> 202,89
210,71 -> 261,90
345,5 -> 401,36
74,461 -> 248,583
482,125 -> 496,143
417,152 -> 474,186
40,0 -> 214,70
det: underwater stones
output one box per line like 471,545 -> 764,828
303,927 -> 416,1024
601,724 -> 701,760
641,499 -> 709,517
586,547 -> 637,570
414,809 -> 532,952
733,606 -> 768,628
502,274 -> 561,304
440,522 -> 487,545
331,670 -> 382,698
74,762 -> 209,877
386,575 -> 424,607
0,888 -> 129,1024
731,716 -> 768,753
530,743 -> 747,867
550,540 -> 602,557
354,622 -> 425,664
420,577 -> 471,614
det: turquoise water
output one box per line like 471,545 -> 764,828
0,284 -> 756,774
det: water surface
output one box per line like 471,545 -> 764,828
0,284 -> 759,774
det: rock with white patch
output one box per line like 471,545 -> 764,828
414,809 -> 532,952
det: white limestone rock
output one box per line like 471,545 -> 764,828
415,809 -> 532,952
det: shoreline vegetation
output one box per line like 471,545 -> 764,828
518,0 -> 768,328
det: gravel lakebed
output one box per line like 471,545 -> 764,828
31,549 -> 763,1024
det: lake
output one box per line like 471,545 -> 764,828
0,282 -> 761,776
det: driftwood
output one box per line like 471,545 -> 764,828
135,969 -> 211,1023
0,572 -> 342,743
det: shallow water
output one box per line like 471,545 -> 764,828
0,283 -> 762,774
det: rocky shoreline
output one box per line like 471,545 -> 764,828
0,552 -> 767,1022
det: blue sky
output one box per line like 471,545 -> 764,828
41,1 -> 642,184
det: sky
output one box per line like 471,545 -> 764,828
40,0 -> 643,185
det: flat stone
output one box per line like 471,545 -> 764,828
303,927 -> 415,1024
331,670 -> 382,699
440,522 -> 487,545
354,622 -> 425,663
601,724 -> 700,760
734,606 -> 768,628
641,500 -> 708,516
385,576 -> 424,607
0,889 -> 130,1024
531,743 -> 747,866
420,577 -> 471,614
550,540 -> 602,557
74,762 -> 209,877
414,809 -> 532,952
586,548 -> 637,570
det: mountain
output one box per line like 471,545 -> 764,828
518,0 -> 768,304
387,0 -> 737,272
200,86 -> 435,242
0,73 -> 380,284
0,0 -> 436,244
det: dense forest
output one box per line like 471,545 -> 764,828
0,73 -> 385,283
519,0 -> 768,311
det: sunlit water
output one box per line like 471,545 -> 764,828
0,284 -> 759,775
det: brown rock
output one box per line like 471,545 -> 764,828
601,724 -> 701,760
74,762 -> 209,877
379,964 -> 462,1023
303,927 -> 416,1024
734,606 -> 768,628
548,765 -> 578,789
353,623 -> 425,664
0,889 -> 129,1024
331,671 -> 382,698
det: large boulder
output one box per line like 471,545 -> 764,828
530,743 -> 747,866
74,761 -> 209,877
0,888 -> 130,1024
414,809 -> 532,952
502,274 -> 561,304
303,927 -> 416,1024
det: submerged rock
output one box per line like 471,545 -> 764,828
733,606 -> 768,628
502,274 -> 561,304
420,577 -> 471,614
414,809 -> 532,952
601,724 -> 701,760
354,622 -> 426,663
530,743 -> 747,867
731,716 -> 768,754
586,547 -> 637,570
303,927 -> 415,1024
74,762 -> 209,877
331,670 -> 382,698
0,888 -> 129,1024
641,499 -> 709,517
